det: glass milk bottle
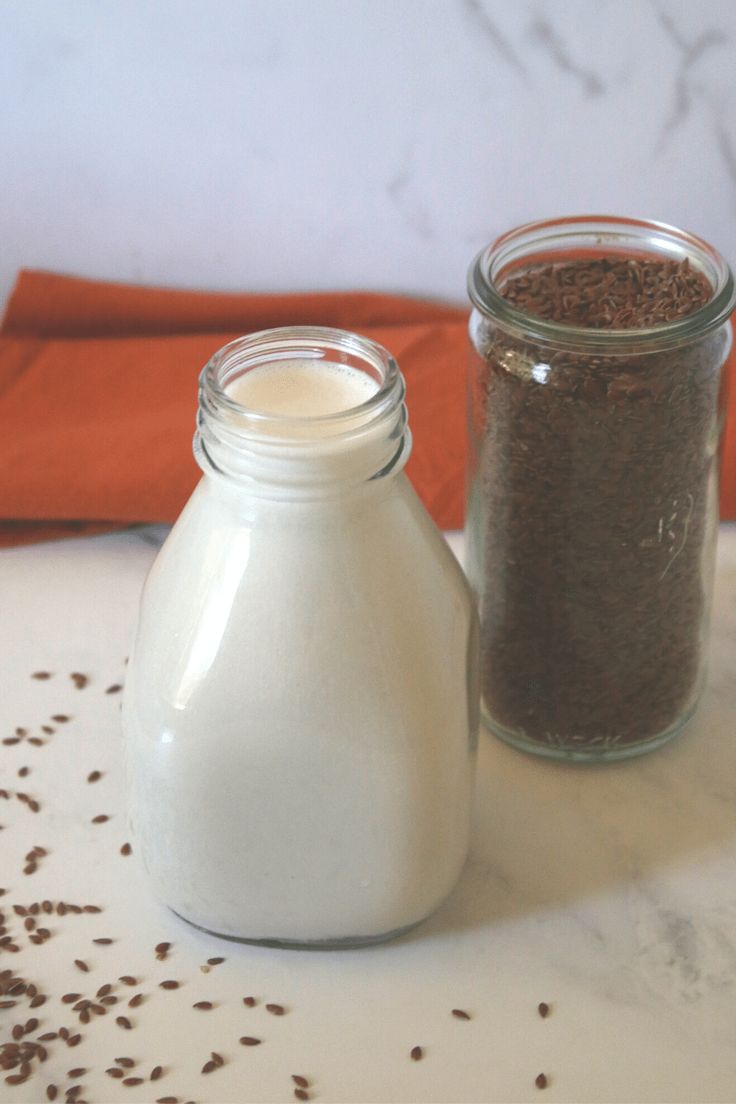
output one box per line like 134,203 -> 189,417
123,327 -> 478,947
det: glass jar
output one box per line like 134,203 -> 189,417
123,326 -> 478,947
466,216 -> 735,762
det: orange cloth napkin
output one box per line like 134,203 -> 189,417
0,269 -> 734,548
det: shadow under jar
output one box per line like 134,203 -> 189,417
466,215 -> 735,762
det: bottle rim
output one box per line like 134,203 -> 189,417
200,325 -> 404,439
468,215 -> 736,353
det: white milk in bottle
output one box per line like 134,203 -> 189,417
123,327 -> 478,946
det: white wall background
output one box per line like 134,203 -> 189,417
2,0 -> 735,309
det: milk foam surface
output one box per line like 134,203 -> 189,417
226,358 -> 378,417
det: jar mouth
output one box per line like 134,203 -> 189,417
468,215 -> 736,352
201,325 -> 404,439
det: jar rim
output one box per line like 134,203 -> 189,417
468,215 -> 736,352
201,325 -> 403,434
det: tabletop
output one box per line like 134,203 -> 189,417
1,525 -> 735,1104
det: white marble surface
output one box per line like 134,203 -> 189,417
2,1 -> 736,308
0,525 -> 735,1103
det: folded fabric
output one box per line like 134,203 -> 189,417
0,269 -> 734,548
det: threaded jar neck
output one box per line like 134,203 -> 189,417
194,326 -> 411,495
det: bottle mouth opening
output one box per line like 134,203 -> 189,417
468,215 -> 736,352
201,326 -> 404,440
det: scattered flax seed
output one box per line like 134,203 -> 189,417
106,1069 -> 124,1079
452,1008 -> 471,1020
265,1002 -> 285,1015
18,767 -> 30,778
39,1032 -> 58,1042
193,1001 -> 213,1010
207,957 -> 225,965
115,1016 -> 133,1029
150,1065 -> 163,1081
24,1017 -> 39,1032
535,1073 -> 548,1089
201,1060 -> 217,1074
410,1045 -> 423,1061
211,1053 -> 224,1067
118,976 -> 137,986
93,938 -> 113,945
294,1091 -> 309,1102
87,771 -> 102,783
122,1077 -> 144,1086
42,727 -> 54,735
159,980 -> 179,990
74,960 -> 89,973
156,1098 -> 178,1103
155,941 -> 171,958
51,715 -> 70,723
46,1087 -> 57,1101
71,674 -> 89,690
242,996 -> 256,1007
128,993 -> 144,1008
67,1068 -> 86,1078
106,684 -> 123,695
537,1001 -> 550,1018
239,1037 -> 262,1046
28,737 -> 45,747
30,994 -> 46,1008
115,1058 -> 135,1068
91,815 -> 110,824
32,671 -> 52,680
96,984 -> 112,997
120,843 -> 132,856
292,1075 -> 309,1088
67,1034 -> 82,1047
62,993 -> 83,1003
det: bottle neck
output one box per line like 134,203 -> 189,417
193,327 -> 412,499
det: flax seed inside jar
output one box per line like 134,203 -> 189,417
466,216 -> 736,762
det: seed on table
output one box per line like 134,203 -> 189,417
242,996 -> 256,1007
106,1069 -> 124,1079
410,1045 -> 423,1061
292,1075 -> 309,1088
155,941 -> 171,956
116,1016 -> 133,1029
294,1091 -> 309,1102
18,767 -> 30,778
79,1008 -> 90,1024
91,815 -> 110,824
46,1086 -> 58,1101
193,1001 -> 213,1010
67,1034 -> 82,1047
74,960 -> 89,972
120,842 -> 132,856
39,1032 -> 58,1042
62,993 -> 82,1003
159,980 -> 179,990
41,726 -> 54,735
97,985 -> 112,998
106,684 -> 123,695
265,1003 -> 285,1015
535,1073 -> 548,1089
32,671 -> 52,680
87,771 -> 102,784
207,957 -> 225,965
71,674 -> 89,690
537,1001 -> 550,1018
123,1077 -> 144,1086
150,1065 -> 163,1080
51,715 -> 70,723
128,993 -> 144,1008
65,1087 -> 82,1101
451,1008 -> 471,1020
24,1017 -> 39,1032
156,1097 -> 179,1103
239,1037 -> 262,1046
12,1024 -> 24,1040
115,1058 -> 135,1068
30,994 -> 47,1008
100,995 -> 118,1005
24,863 -> 38,875
67,1068 -> 86,1078
93,938 -> 113,945
119,976 -> 138,986
201,1060 -> 217,1074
